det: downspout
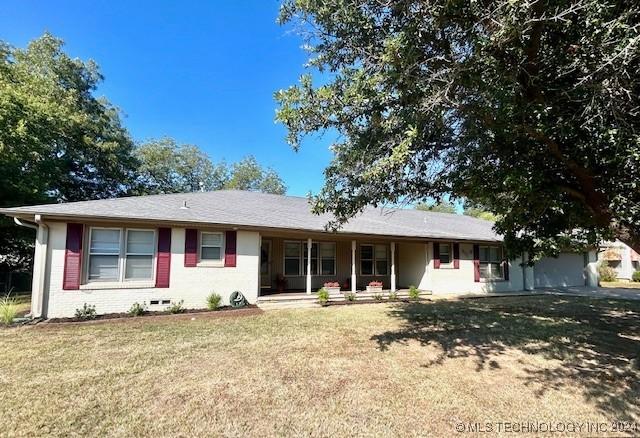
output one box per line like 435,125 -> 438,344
14,215 -> 49,318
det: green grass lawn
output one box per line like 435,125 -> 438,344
1,296 -> 639,436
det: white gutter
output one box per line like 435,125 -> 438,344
13,217 -> 38,230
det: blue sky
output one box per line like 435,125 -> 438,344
0,0 -> 333,196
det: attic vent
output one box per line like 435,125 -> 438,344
180,200 -> 189,209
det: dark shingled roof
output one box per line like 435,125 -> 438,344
1,190 -> 501,242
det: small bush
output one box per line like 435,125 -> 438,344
598,264 -> 617,282
388,291 -> 398,301
345,291 -> 356,302
632,271 -> 640,282
206,293 -> 222,310
0,294 -> 18,325
128,302 -> 146,317
168,300 -> 184,314
373,293 -> 383,301
75,303 -> 97,320
408,285 -> 420,301
317,288 -> 330,306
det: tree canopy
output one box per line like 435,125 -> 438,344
276,0 -> 640,257
0,34 -> 287,278
0,33 -> 136,274
134,139 -> 286,195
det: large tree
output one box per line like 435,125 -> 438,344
276,0 -> 640,257
135,139 -> 287,195
0,34 -> 136,278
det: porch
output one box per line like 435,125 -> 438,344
259,233 -> 431,297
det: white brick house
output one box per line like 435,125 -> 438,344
1,190 -> 599,318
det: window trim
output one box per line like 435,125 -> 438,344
85,226 -> 157,284
478,245 -> 505,281
438,242 -> 454,268
199,231 -> 225,265
283,240 -> 337,277
360,243 -> 389,276
123,228 -> 157,282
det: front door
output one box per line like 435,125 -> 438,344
260,240 -> 272,290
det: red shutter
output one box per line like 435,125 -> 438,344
473,244 -> 481,282
453,243 -> 460,269
225,230 -> 237,267
155,228 -> 172,288
63,223 -> 84,290
184,229 -> 198,267
433,243 -> 441,269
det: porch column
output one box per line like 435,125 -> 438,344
306,238 -> 312,294
351,240 -> 357,292
390,242 -> 396,292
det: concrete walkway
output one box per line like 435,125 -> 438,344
541,286 -> 640,301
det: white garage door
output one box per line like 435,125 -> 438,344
534,253 -> 586,288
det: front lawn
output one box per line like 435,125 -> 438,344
601,281 -> 640,289
1,296 -> 639,436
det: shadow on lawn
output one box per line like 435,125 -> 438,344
372,296 -> 640,419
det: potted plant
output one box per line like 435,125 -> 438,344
276,274 -> 288,292
366,280 -> 383,293
323,281 -> 341,294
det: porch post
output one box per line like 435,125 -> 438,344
351,240 -> 357,292
306,238 -> 312,294
390,242 -> 396,292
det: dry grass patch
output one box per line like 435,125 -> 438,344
1,296 -> 639,436
601,281 -> 640,289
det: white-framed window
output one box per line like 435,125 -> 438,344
361,244 -> 388,275
320,242 -> 336,275
88,228 -> 121,281
200,232 -> 224,261
479,246 -> 504,280
284,240 -> 336,276
284,241 -> 302,276
87,227 -> 156,283
438,243 -> 452,267
124,229 -> 155,280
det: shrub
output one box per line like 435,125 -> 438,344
168,300 -> 184,314
128,302 -> 146,317
632,271 -> 640,282
75,303 -> 97,320
388,291 -> 398,301
317,288 -> 330,306
373,293 -> 383,301
345,291 -> 356,302
368,281 -> 383,287
598,263 -> 617,282
0,294 -> 18,325
324,281 -> 340,288
206,293 -> 222,310
408,285 -> 420,300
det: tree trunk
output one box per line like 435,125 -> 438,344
615,225 -> 640,256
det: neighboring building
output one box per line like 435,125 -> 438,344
599,240 -> 640,281
0,190 -> 599,318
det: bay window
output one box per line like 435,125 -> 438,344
479,246 -> 504,280
87,227 -> 156,282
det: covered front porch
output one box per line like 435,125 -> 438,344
258,232 -> 431,296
